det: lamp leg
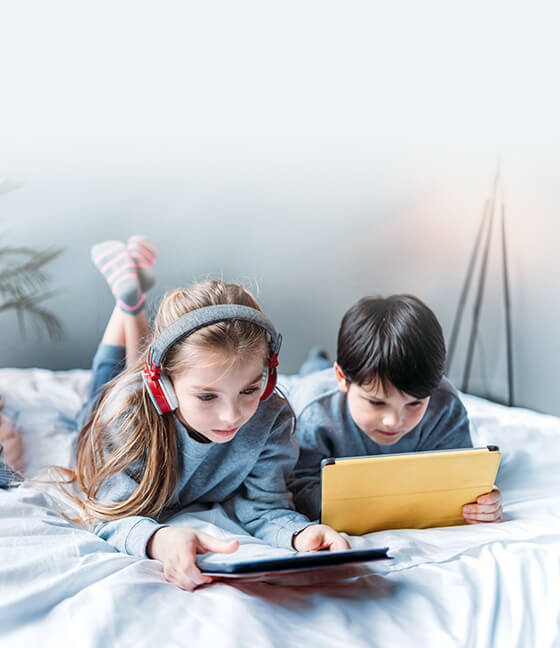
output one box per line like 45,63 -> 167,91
501,200 -> 514,406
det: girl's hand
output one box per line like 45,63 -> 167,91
292,524 -> 350,552
147,526 -> 239,591
462,486 -> 503,524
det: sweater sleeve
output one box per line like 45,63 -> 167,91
228,404 -> 312,549
91,469 -> 168,558
86,380 -> 169,558
287,405 -> 334,522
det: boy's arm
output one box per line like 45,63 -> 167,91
418,387 -> 503,523
288,449 -> 323,522
288,409 -> 335,522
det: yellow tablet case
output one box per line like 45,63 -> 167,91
320,446 -> 501,535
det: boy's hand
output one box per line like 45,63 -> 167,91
292,524 -> 350,552
147,526 -> 239,591
462,486 -> 503,524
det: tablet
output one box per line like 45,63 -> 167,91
321,445 -> 501,535
199,547 -> 390,578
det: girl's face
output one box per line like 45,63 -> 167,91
171,350 -> 266,443
334,363 -> 430,445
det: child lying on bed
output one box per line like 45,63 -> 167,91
0,396 -> 24,487
285,294 -> 503,525
65,236 -> 348,591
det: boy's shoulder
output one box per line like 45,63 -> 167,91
429,376 -> 465,410
414,376 -> 471,450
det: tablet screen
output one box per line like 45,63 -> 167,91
200,547 -> 390,576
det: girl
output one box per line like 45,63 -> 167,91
72,236 -> 348,591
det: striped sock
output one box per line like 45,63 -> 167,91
127,235 -> 157,293
91,240 -> 145,314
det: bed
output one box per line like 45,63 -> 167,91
1,367 -> 559,648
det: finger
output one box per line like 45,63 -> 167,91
463,509 -> 503,523
464,500 -> 501,514
475,495 -> 496,506
184,564 -> 213,589
477,486 -> 501,503
464,516 -> 502,524
463,502 -> 502,518
196,532 -> 240,555
181,544 -> 215,588
301,533 -> 325,552
329,535 -> 351,552
163,566 -> 202,592
172,571 -> 213,591
464,504 -> 501,517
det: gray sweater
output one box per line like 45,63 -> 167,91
92,378 -> 311,558
280,369 -> 472,521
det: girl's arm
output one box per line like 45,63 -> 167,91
92,469 -> 169,557
228,401 -> 347,550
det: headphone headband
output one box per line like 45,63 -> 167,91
147,304 -> 282,369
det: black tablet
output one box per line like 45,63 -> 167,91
199,547 -> 390,577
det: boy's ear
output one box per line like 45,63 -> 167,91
334,362 -> 350,393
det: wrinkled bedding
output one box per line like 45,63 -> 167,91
1,368 -> 559,648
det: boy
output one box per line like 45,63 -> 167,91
284,294 -> 502,525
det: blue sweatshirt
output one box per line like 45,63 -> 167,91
279,369 -> 472,521
91,375 -> 311,558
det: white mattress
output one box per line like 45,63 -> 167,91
0,368 -> 559,648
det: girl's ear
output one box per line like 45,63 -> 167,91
333,363 -> 349,393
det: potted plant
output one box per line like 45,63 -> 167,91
0,179 -> 63,482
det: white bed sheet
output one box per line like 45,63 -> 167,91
0,368 -> 559,648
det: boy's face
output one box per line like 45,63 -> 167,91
334,363 -> 430,445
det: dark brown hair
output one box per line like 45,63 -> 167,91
336,294 -> 445,398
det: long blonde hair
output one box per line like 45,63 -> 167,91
73,280 -> 270,522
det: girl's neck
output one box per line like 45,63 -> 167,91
175,411 -> 212,444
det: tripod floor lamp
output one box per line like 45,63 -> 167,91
446,169 -> 514,407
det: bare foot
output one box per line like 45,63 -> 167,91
0,410 -> 24,474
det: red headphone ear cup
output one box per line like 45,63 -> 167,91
260,366 -> 269,397
159,374 -> 178,411
143,365 -> 178,414
143,370 -> 167,414
260,364 -> 277,401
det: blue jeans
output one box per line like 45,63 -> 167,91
298,346 -> 331,377
76,344 -> 126,430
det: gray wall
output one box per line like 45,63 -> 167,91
1,2 -> 559,415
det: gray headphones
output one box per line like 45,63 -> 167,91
142,304 -> 282,414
